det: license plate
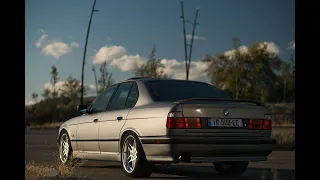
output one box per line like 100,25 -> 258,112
208,119 -> 243,127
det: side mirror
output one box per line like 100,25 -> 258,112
77,105 -> 88,114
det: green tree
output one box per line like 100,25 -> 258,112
135,44 -> 167,78
98,62 -> 114,93
280,62 -> 294,102
50,65 -> 60,98
60,75 -> 86,104
203,40 -> 283,102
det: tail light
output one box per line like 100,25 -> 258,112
166,112 -> 201,129
248,120 -> 263,129
262,120 -> 272,130
248,115 -> 272,130
263,114 -> 272,130
166,117 -> 185,129
185,118 -> 201,128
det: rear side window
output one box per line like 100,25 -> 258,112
125,83 -> 139,108
108,82 -> 133,111
90,85 -> 118,113
144,80 -> 232,102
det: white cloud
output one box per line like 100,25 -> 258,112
71,41 -> 80,48
35,31 -> 48,48
186,34 -> 206,40
106,36 -> 112,41
87,84 -> 99,95
106,50 -> 207,80
288,41 -> 295,50
43,81 -> 97,95
35,29 -> 80,59
25,100 -> 36,106
160,59 -> 207,80
89,84 -> 96,89
224,45 -> 249,59
42,41 -> 72,60
224,42 -> 280,60
111,55 -> 145,71
93,45 -> 126,64
259,42 -> 280,55
93,41 -> 280,81
43,81 -> 67,93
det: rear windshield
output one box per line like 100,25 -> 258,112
144,80 -> 232,102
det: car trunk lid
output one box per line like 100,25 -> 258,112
178,99 -> 269,137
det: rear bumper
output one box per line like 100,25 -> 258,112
139,136 -> 276,163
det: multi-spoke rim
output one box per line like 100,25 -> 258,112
122,135 -> 138,173
59,134 -> 70,164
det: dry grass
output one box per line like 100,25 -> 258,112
272,123 -> 295,128
57,159 -> 85,177
272,128 -> 295,145
25,161 -> 55,179
25,157 -> 86,179
27,122 -> 63,129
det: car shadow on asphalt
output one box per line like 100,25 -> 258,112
79,165 -> 121,169
78,163 -> 294,180
151,165 -> 295,180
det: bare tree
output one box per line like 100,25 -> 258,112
31,93 -> 38,103
135,44 -> 167,78
50,65 -> 60,98
98,62 -> 114,93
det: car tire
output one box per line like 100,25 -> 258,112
59,131 -> 75,165
213,161 -> 248,177
121,132 -> 155,178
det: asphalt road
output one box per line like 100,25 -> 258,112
25,129 -> 295,180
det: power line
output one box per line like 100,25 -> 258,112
80,0 -> 98,105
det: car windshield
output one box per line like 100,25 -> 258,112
144,80 -> 232,102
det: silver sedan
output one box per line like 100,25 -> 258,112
57,77 -> 276,178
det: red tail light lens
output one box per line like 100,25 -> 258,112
166,117 -> 201,129
248,119 -> 272,130
248,120 -> 263,129
262,120 -> 272,130
185,118 -> 201,129
166,117 -> 185,129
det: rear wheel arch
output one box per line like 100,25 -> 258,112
120,130 -> 144,153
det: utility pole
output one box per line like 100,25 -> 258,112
80,0 -> 98,105
180,1 -> 200,80
180,1 -> 189,80
92,65 -> 99,95
186,8 -> 199,78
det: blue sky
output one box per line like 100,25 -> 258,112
25,0 -> 295,104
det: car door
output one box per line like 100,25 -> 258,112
76,85 -> 118,153
99,82 -> 139,154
